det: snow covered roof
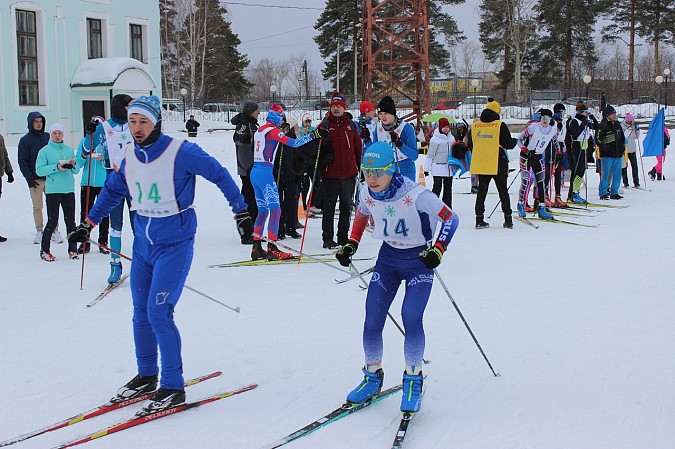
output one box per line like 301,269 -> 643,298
70,57 -> 156,90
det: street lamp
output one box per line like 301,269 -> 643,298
180,88 -> 187,122
655,75 -> 663,109
470,78 -> 480,118
582,75 -> 592,105
270,84 -> 277,104
664,68 -> 670,109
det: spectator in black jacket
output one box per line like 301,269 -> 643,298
18,112 -> 52,244
565,103 -> 597,204
231,101 -> 259,242
1,132 -> 15,242
596,105 -> 625,200
186,115 -> 200,137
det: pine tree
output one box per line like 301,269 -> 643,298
596,0 -> 638,96
633,0 -> 675,74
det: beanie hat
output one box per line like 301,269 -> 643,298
49,123 -> 64,133
267,103 -> 284,126
539,108 -> 553,118
625,112 -> 634,122
242,100 -> 259,116
362,141 -> 395,174
553,103 -> 566,113
485,97 -> 501,114
359,101 -> 375,114
286,116 -> 298,129
575,102 -> 587,112
604,104 -> 616,116
112,94 -> 133,121
456,121 -> 465,128
377,96 -> 396,116
438,117 -> 450,129
330,91 -> 347,109
128,95 -> 161,125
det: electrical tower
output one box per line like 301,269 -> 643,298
361,0 -> 432,126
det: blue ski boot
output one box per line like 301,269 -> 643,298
108,260 -> 123,284
517,202 -> 526,218
346,367 -> 384,404
401,371 -> 424,413
571,192 -> 586,204
538,205 -> 554,220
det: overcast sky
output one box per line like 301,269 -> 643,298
226,0 -> 482,78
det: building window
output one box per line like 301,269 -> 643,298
87,18 -> 102,59
16,9 -> 39,105
130,24 -> 143,62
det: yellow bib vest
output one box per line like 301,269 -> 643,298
470,120 -> 501,175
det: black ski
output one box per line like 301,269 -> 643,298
529,217 -> 599,228
259,384 -> 402,449
391,412 -> 416,449
86,274 -> 130,308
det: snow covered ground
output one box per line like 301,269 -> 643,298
1,123 -> 674,449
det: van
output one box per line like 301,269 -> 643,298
202,103 -> 241,113
531,90 -> 562,107
456,95 -> 489,118
161,98 -> 185,112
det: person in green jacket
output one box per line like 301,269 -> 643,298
76,117 -> 110,254
35,124 -> 81,261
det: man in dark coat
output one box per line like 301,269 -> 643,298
231,100 -> 260,242
186,115 -> 200,137
18,112 -> 50,243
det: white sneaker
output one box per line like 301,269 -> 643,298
52,230 -> 64,244
33,231 -> 43,244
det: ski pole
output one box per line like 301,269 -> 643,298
637,135 -> 648,187
433,268 -> 500,377
348,261 -> 430,365
80,130 -> 95,290
296,137 -> 322,266
255,234 -> 350,275
86,240 -> 241,314
487,168 -> 520,219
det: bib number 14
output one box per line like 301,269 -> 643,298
381,218 -> 409,237
135,182 -> 162,204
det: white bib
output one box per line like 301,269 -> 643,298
124,138 -> 184,217
361,185 -> 427,248
375,120 -> 408,161
571,118 -> 592,142
529,123 -> 556,154
101,121 -> 133,169
253,126 -> 278,164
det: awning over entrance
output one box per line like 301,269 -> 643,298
70,57 -> 155,90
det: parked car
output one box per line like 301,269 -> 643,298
563,97 -> 600,108
622,96 -> 658,105
288,99 -> 331,110
456,95 -> 489,118
433,99 -> 462,110
202,103 -> 241,113
531,89 -> 562,107
161,98 -> 185,112
259,101 -> 287,111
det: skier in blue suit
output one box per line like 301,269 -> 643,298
69,96 -> 253,414
335,141 -> 459,413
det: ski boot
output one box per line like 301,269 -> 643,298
503,214 -> 513,229
538,205 -> 554,220
517,203 -> 526,218
571,192 -> 586,204
77,242 -> 90,254
475,215 -> 489,229
136,388 -> 185,416
346,366 -> 384,405
648,168 -> 656,181
99,242 -> 110,254
400,370 -> 424,413
108,260 -> 123,284
554,195 -> 568,208
251,240 -> 266,260
110,374 -> 158,404
40,250 -> 56,262
266,242 -> 293,261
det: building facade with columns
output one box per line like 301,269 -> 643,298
0,0 -> 161,145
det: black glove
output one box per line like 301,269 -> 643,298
68,221 -> 94,244
7,173 -> 14,183
360,127 -> 371,141
234,210 -> 253,241
419,242 -> 445,269
312,129 -> 322,140
336,240 -> 358,267
27,179 -> 38,188
424,171 -> 429,177
390,131 -> 403,149
61,163 -> 74,170
85,119 -> 98,134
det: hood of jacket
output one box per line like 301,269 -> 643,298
430,127 -> 452,144
27,111 -> 46,134
479,108 -> 500,123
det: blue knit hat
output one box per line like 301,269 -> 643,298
267,103 -> 284,126
362,141 -> 395,174
128,95 -> 161,125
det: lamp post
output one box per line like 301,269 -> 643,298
470,78 -> 480,118
270,84 -> 277,104
180,88 -> 187,122
655,75 -> 663,109
664,68 -> 670,109
582,75 -> 592,105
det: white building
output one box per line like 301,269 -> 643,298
0,0 -> 161,145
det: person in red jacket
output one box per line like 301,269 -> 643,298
318,91 -> 363,249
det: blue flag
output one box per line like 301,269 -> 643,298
642,108 -> 665,157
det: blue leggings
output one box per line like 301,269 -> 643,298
362,244 -> 434,367
107,168 -> 135,260
130,238 -> 194,390
250,164 -> 281,240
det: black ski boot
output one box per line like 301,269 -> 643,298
251,240 -> 266,260
475,215 -> 489,229
136,388 -> 186,416
503,214 -> 513,229
110,374 -> 158,403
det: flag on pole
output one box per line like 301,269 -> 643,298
642,108 -> 665,157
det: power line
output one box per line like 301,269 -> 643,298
239,26 -> 315,44
222,1 -> 323,10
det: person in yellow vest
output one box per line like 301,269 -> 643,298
467,98 -> 517,229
